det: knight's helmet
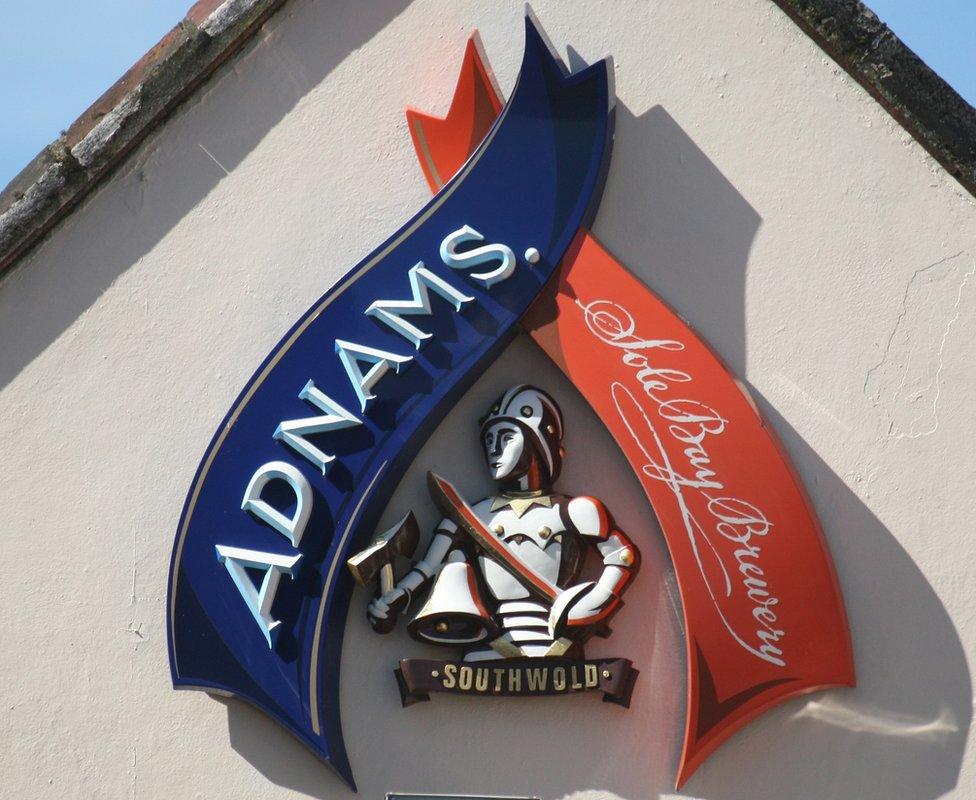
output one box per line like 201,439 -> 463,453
480,384 -> 565,483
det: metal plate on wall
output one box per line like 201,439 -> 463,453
387,795 -> 540,800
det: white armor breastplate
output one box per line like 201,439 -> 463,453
471,497 -> 576,601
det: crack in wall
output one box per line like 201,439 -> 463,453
864,251 -> 973,438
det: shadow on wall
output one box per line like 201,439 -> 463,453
212,87 -> 972,800
685,396 -> 972,800
586,91 -> 971,799
595,102 -> 761,377
5,2 -> 960,792
214,695 -> 344,798
219,91 -> 970,800
0,0 -> 411,392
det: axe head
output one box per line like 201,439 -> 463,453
346,511 -> 420,587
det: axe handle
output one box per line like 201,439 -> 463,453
370,563 -> 407,635
379,561 -> 394,596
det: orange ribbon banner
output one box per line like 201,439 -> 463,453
406,33 -> 854,787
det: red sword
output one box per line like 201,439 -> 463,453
426,471 -> 559,604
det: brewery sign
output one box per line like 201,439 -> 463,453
167,16 -> 854,791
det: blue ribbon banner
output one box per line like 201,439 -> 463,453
167,18 -> 611,789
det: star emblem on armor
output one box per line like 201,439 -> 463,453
489,493 -> 554,517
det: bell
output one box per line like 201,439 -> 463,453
408,561 -> 498,645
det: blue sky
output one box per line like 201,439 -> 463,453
1,1 -> 188,188
0,1 -> 973,189
869,0 -> 976,104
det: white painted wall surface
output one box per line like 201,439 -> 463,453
1,1 -> 974,798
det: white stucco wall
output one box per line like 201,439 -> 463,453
1,1 -> 974,799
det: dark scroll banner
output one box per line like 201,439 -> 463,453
167,18 -> 611,791
397,658 -> 637,707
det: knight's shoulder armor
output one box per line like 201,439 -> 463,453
565,495 -> 611,540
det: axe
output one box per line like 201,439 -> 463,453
346,511 -> 420,633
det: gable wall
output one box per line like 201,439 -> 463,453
1,1 -> 973,798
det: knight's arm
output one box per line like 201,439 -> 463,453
552,496 -> 640,629
394,519 -> 463,606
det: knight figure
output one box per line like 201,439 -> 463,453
365,384 -> 640,662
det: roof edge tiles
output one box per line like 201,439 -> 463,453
1,0 -> 974,275
0,0 -> 288,274
770,0 -> 976,197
